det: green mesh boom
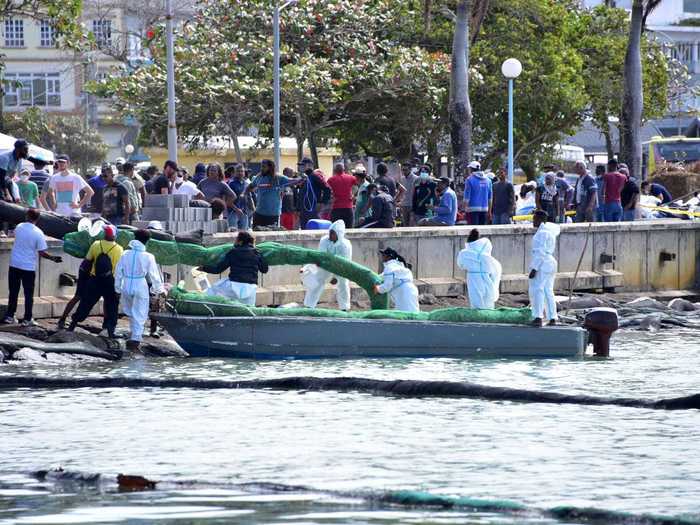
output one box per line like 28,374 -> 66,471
63,233 -> 388,309
167,285 -> 532,325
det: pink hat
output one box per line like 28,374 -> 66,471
103,224 -> 117,241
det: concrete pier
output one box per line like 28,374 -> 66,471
0,219 -> 698,318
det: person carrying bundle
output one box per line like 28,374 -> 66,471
114,229 -> 165,351
302,219 -> 352,311
373,247 -> 420,312
198,231 -> 269,306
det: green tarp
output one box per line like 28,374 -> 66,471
167,285 -> 532,325
63,233 -> 388,309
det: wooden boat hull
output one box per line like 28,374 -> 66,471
153,313 -> 588,360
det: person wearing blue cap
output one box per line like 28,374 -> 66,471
0,139 -> 29,202
191,162 -> 207,185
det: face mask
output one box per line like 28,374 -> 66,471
176,176 -> 184,183
305,168 -> 313,175
20,175 -> 29,182
420,172 -> 429,181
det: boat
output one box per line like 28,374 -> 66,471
153,309 -> 618,360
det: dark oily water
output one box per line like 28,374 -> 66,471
1,329 -> 699,524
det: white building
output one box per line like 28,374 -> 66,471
1,0 -> 193,161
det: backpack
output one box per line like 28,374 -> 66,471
94,242 -> 116,278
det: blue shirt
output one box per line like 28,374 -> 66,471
463,173 -> 492,212
251,174 -> 290,216
434,187 -> 458,225
229,177 -> 251,211
650,183 -> 672,204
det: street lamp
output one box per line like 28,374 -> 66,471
501,58 -> 522,184
273,0 -> 298,172
165,0 -> 178,163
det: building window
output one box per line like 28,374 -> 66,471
3,73 -> 61,108
92,19 -> 112,48
4,19 -> 24,47
685,0 -> 700,13
39,20 -> 56,47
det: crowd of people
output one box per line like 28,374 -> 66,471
0,136 -> 677,234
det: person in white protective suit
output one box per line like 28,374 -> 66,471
457,229 -> 502,309
199,231 -> 269,306
114,229 -> 165,351
528,209 -> 560,327
302,220 -> 352,310
373,247 -> 420,312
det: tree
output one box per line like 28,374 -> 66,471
620,0 -> 662,179
449,1 -> 474,179
4,108 -> 108,175
577,4 -> 668,159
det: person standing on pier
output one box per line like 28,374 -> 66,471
457,229 -> 502,309
2,208 -> 62,326
528,210 -> 560,327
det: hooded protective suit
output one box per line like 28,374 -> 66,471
303,220 -> 352,310
528,221 -> 560,321
376,259 -> 420,312
114,239 -> 164,342
457,237 -> 502,309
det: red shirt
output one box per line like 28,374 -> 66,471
327,172 -> 357,209
603,171 -> 626,203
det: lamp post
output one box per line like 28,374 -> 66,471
501,58 -> 522,184
273,0 -> 297,172
165,0 -> 178,163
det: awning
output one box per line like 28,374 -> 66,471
0,132 -> 54,162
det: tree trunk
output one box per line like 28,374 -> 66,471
449,0 -> 472,181
427,134 -> 441,177
603,125 -> 614,160
309,131 -> 320,169
620,0 -> 644,179
232,135 -> 243,163
423,0 -> 432,33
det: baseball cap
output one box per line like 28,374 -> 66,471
14,139 -> 28,149
147,220 -> 164,231
56,154 -> 70,162
439,176 -> 451,184
115,157 -> 126,165
103,224 -> 117,240
468,161 -> 481,170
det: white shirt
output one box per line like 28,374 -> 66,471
10,222 -> 48,272
48,171 -> 88,216
173,180 -> 200,198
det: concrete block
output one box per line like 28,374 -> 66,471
488,234 -> 526,275
592,231 -> 615,273
647,229 -> 680,290
416,236 -> 454,279
38,251 -> 82,298
679,230 -> 696,290
255,287 -> 274,306
0,297 -> 53,319
350,238 -> 380,274
144,194 -> 190,208
419,277 -> 465,297
271,284 -> 309,305
141,208 -> 181,222
558,232 -> 594,273
614,230 -> 647,291
500,273 -> 529,294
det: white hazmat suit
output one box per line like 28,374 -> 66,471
376,260 -> 420,312
303,220 -> 352,310
528,222 -> 560,321
457,237 -> 502,309
114,239 -> 165,342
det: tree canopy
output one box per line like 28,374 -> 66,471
95,0 -> 671,169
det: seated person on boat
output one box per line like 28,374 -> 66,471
373,247 -> 420,313
198,231 -> 269,306
303,219 -> 352,311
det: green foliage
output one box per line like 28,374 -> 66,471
576,4 -> 669,151
4,108 -> 108,175
95,0 -> 673,169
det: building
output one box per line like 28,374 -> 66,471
1,0 -> 194,162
